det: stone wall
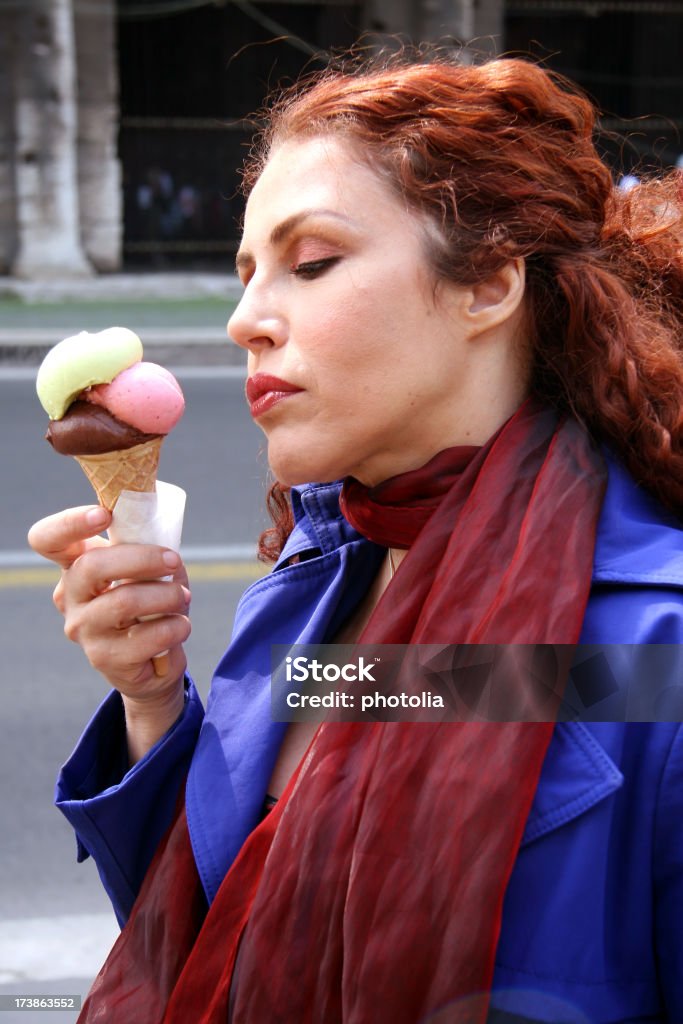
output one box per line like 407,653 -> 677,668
74,0 -> 121,272
0,0 -> 120,280
0,9 -> 17,274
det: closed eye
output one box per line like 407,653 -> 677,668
289,256 -> 341,279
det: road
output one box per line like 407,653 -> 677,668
0,368 -> 273,1020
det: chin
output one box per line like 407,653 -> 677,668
267,442 -> 346,487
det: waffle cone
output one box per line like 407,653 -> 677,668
75,436 -> 163,511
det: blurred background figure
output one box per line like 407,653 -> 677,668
135,167 -> 175,239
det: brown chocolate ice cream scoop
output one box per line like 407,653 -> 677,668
46,401 -> 159,455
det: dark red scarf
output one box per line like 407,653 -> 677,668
79,400 -> 606,1024
339,443 -> 480,549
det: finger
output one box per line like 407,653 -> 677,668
113,582 -> 190,678
53,576 -> 66,614
125,614 -> 192,660
169,562 -> 190,592
66,545 -> 183,604
62,580 -> 189,652
84,579 -> 192,633
86,637 -> 188,702
28,506 -> 111,570
87,613 -> 191,678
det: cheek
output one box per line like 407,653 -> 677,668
349,262 -> 428,345
292,266 -> 424,390
293,302 -> 367,383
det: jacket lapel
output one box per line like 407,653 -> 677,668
521,721 -> 623,847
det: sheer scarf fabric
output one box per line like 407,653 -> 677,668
79,400 -> 606,1023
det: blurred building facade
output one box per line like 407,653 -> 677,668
1,0 -> 681,278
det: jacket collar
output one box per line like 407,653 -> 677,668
520,722 -> 623,847
285,451 -> 683,589
278,482 -> 362,565
592,451 -> 682,587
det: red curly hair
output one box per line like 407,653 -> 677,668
241,53 -> 683,562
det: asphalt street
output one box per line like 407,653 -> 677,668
0,368 -> 274,1020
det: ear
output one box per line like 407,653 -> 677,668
462,258 -> 526,339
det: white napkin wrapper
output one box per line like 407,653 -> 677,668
107,481 -> 187,669
108,480 -> 186,554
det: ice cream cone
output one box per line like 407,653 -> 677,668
75,436 -> 163,511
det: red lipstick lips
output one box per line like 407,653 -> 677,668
246,373 -> 303,418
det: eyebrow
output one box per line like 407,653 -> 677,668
235,208 -> 353,270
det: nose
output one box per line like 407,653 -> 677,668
227,285 -> 287,354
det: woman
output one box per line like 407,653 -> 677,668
29,53 -> 682,1022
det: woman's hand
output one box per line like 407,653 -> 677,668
28,505 -> 192,763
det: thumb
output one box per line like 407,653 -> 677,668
28,505 -> 112,570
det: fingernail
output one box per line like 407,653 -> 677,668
162,550 -> 180,569
181,586 -> 191,605
86,507 -> 109,527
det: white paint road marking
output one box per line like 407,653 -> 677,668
0,914 -> 119,984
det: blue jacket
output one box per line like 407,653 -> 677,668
56,454 -> 683,1023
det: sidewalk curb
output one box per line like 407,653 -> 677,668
0,272 -> 243,303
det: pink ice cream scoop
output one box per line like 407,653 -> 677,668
84,362 -> 185,434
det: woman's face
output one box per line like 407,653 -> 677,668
229,136 -> 523,486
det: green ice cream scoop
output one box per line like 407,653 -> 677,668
36,326 -> 143,420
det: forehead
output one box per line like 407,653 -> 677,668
242,136 -> 410,239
